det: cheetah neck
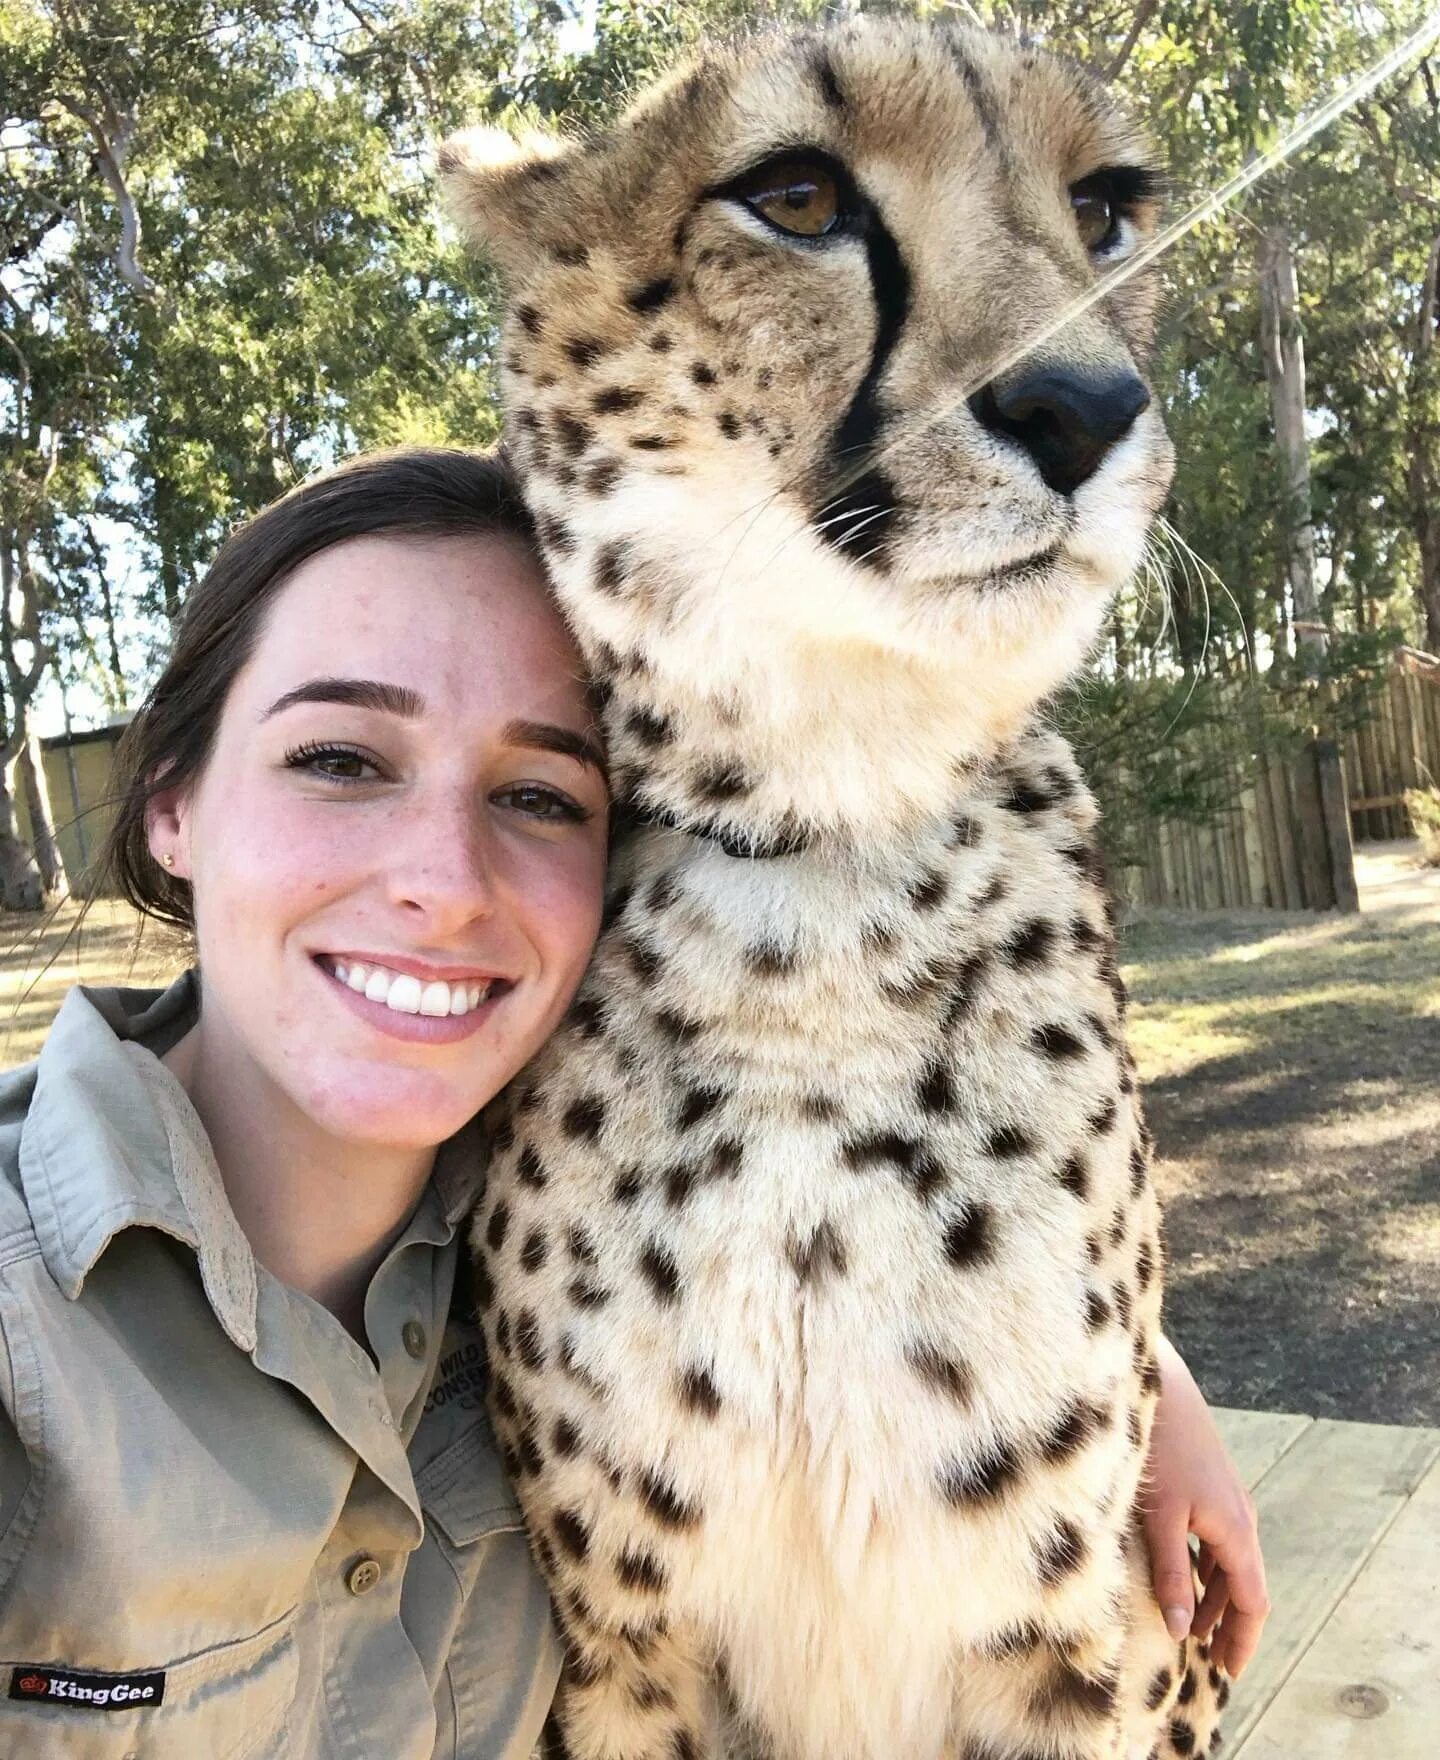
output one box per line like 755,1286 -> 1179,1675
534,468 -> 1086,852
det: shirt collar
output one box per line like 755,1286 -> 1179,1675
19,973 -> 261,1351
17,974 -> 489,1352
431,1116 -> 488,1229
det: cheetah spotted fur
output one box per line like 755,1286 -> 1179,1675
445,18 -> 1228,1760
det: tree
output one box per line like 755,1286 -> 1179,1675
3,0 -> 1437,906
1257,216 -> 1359,908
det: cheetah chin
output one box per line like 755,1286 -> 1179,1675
447,17 -> 1222,1760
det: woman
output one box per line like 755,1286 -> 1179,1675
0,448 -> 1263,1759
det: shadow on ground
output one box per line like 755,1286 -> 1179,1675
1122,845 -> 1440,1425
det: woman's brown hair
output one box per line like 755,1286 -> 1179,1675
103,446 -> 536,931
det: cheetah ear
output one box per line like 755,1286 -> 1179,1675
438,123 -> 579,275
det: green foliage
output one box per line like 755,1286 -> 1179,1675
1,0 -> 1438,882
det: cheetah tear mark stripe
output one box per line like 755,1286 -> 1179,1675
816,166 -> 912,567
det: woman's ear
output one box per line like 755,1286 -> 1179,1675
144,780 -> 192,882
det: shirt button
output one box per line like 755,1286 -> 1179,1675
346,1557 -> 382,1596
402,1319 -> 428,1360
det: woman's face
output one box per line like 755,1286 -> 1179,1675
149,531 -> 609,1152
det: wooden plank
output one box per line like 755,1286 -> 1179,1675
1289,742 -> 1334,910
1229,786 -> 1254,908
1315,736 -> 1360,914
1267,755 -> 1303,910
1255,761 -> 1288,910
1411,671 -> 1439,786
1379,680 -> 1407,836
1220,791 -> 1245,909
1392,669 -> 1420,796
1158,820 -> 1177,908
1197,809 -> 1225,909
1415,668 -> 1436,781
1340,728 -> 1360,839
1221,1419 -> 1440,1751
1234,1443 -> 1440,1759
1213,1408 -> 1312,1490
1240,784 -> 1270,908
1178,820 -> 1199,910
1356,711 -> 1385,842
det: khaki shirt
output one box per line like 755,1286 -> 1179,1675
0,976 -> 560,1758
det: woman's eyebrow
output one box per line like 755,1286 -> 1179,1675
503,718 -> 609,781
260,678 -> 426,720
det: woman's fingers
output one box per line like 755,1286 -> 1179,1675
1192,1560 -> 1229,1641
1194,1494 -> 1270,1678
1144,1499 -> 1198,1639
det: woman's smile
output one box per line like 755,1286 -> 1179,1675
313,951 -> 516,1044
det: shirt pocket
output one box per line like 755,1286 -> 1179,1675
409,1422 -> 559,1760
0,1604 -> 299,1760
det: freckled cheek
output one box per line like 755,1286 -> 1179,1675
502,840 -> 606,975
193,792 -> 380,936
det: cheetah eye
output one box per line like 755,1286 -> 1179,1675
1068,165 -> 1162,255
732,157 -> 841,239
1069,176 -> 1118,252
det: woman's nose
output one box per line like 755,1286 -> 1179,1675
386,791 -> 497,931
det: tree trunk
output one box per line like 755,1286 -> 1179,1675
1409,232 -> 1440,653
1417,505 -> 1440,655
19,734 -> 68,901
84,522 -> 130,710
0,756 -> 44,912
1258,218 -> 1359,911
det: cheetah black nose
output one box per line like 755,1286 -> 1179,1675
968,366 -> 1151,496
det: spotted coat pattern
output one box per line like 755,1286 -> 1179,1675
446,18 -> 1226,1760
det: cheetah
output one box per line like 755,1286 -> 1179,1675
444,18 -> 1227,1760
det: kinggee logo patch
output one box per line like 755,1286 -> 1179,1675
9,1665 -> 165,1710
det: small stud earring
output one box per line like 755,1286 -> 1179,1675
161,853 -> 175,869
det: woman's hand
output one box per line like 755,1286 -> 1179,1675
1142,1336 -> 1270,1678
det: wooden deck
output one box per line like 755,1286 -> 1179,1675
1214,1408 -> 1440,1756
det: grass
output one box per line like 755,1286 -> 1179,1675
1119,843 -> 1440,1424
1123,909 -> 1440,1083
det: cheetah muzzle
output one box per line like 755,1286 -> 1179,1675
445,17 -> 1223,1760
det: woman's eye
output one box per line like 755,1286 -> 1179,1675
497,783 -> 591,824
734,158 -> 842,238
1070,177 -> 1120,252
284,743 -> 381,784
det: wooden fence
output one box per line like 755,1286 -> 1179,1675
1122,650 -> 1440,913
1341,649 -> 1440,840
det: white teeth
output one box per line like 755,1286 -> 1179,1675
329,958 -> 493,1017
388,975 -> 422,1014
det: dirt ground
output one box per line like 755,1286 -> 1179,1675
0,898 -> 181,1070
1122,840 -> 1440,1426
4,843 -> 1436,1426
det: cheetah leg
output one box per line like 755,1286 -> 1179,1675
943,1627 -> 1135,1760
1113,1531 -> 1228,1760
547,1619 -> 721,1760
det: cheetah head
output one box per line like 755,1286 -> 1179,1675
443,19 -> 1173,840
